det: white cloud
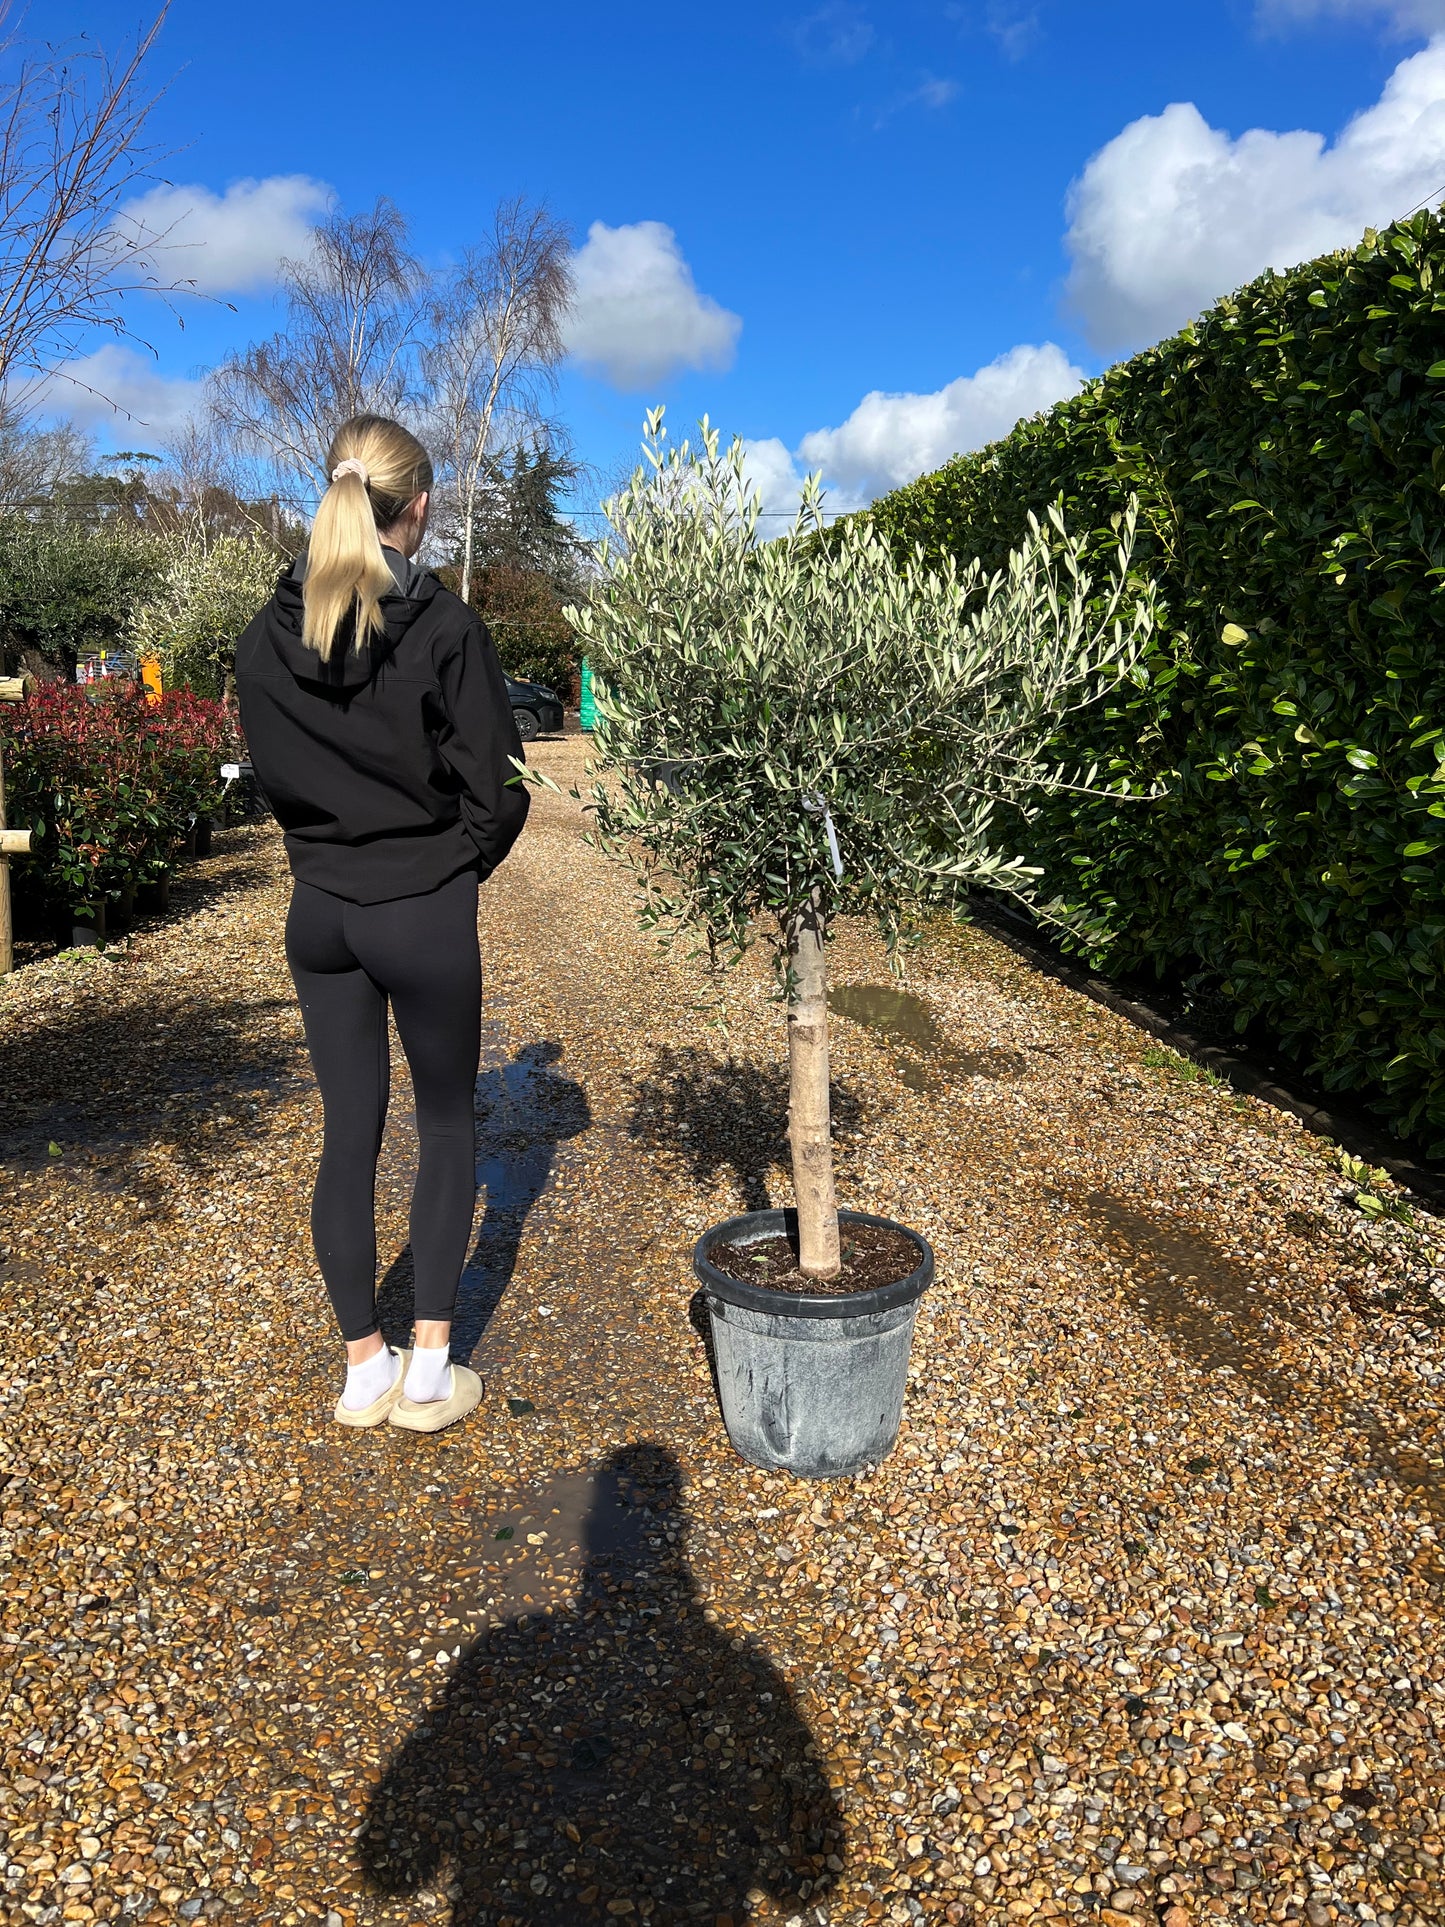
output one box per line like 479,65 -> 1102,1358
566,221 -> 742,391
36,345 -> 203,438
740,436 -> 816,523
1257,0 -> 1445,33
791,3 -> 875,65
795,342 -> 1086,501
870,74 -> 961,129
730,344 -> 1086,521
1066,39 -> 1445,351
987,4 -> 1042,59
914,76 -> 960,108
113,174 -> 333,295
944,2 -> 1043,59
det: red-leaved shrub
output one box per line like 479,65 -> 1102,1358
0,681 -> 239,918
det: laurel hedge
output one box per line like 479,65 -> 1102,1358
869,210 -> 1445,1150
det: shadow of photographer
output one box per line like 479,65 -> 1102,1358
358,1441 -> 842,1924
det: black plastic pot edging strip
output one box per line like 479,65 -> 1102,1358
693,1208 -> 935,1320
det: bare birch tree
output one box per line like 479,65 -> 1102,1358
158,414 -> 251,517
0,408 -> 91,506
207,199 -> 426,506
0,5 -> 184,405
425,198 -> 572,603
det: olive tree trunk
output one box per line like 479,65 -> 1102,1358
787,889 -> 841,1278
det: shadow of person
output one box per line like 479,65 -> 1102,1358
378,1039 -> 591,1361
358,1442 -> 842,1925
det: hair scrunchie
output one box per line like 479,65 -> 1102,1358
331,457 -> 370,486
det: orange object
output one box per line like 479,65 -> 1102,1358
140,656 -> 163,702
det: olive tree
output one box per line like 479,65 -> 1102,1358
553,412 -> 1156,1278
128,523 -> 281,698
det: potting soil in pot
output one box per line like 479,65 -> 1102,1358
708,1220 -> 918,1296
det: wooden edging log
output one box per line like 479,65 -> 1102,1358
0,673 -> 32,976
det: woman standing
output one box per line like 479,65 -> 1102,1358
236,415 -> 529,1434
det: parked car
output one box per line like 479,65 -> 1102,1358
505,675 -> 565,740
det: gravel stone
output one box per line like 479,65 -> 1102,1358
1,733 -> 1443,1925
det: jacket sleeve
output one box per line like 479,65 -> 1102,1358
434,617 -> 531,878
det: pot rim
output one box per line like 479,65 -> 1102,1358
692,1206 -> 934,1320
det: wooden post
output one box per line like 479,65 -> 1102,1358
0,674 -> 32,977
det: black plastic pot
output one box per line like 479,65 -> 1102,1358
692,1207 -> 934,1479
66,903 -> 106,949
181,819 -> 199,861
108,882 -> 136,931
136,873 -> 170,915
193,815 -> 213,857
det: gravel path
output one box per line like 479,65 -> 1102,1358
2,732 -> 1444,1927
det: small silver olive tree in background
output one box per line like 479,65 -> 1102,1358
551,411 -> 1156,1279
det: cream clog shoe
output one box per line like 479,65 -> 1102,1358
333,1347 -> 412,1428
388,1363 -> 483,1434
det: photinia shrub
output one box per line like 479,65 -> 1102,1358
466,562 -> 580,703
0,682 -> 237,919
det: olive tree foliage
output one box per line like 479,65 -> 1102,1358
127,523 -> 280,699
551,412 -> 1156,1275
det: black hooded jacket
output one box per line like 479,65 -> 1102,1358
235,549 -> 530,904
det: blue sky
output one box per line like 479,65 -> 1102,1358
31,0 -> 1445,519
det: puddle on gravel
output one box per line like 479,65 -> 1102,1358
1081,1190 -> 1284,1369
374,1023 -> 593,1359
828,983 -> 1030,1091
428,1465 -> 652,1634
1078,1191 -> 1445,1552
282,1454 -> 683,1645
1074,1190 -> 1299,1426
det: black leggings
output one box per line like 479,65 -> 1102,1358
285,870 -> 481,1342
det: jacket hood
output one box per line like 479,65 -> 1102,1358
265,545 -> 446,692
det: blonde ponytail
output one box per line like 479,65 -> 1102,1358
301,415 -> 435,659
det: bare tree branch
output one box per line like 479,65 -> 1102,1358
0,403 -> 91,505
424,197 -> 572,601
0,5 -> 196,405
206,198 -> 429,504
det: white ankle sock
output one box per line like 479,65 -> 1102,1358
404,1341 -> 453,1404
342,1344 -> 400,1411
